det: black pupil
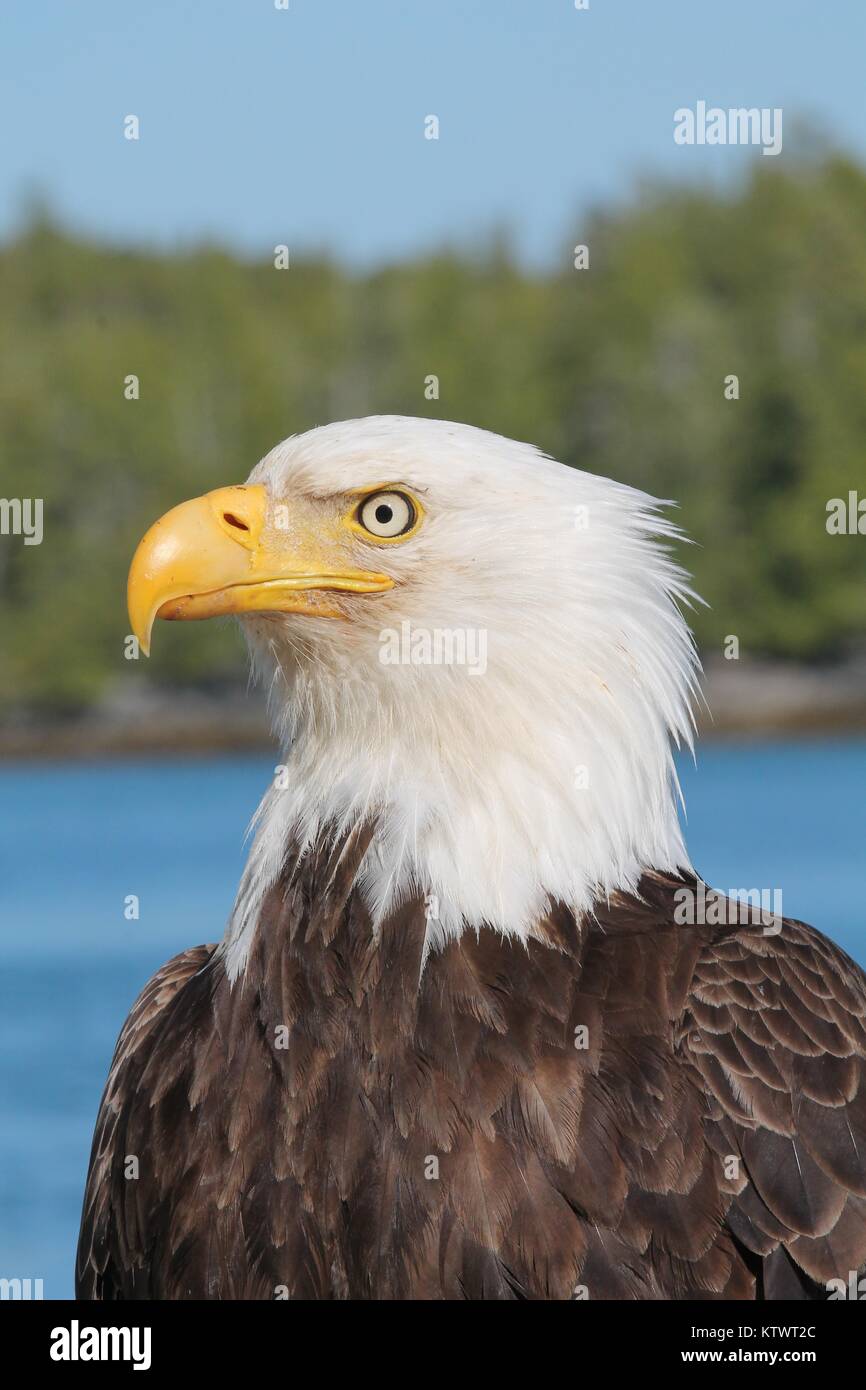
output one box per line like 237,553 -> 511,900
375,504 -> 393,525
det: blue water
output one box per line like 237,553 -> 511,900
1,741 -> 864,1298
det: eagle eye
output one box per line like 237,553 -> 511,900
357,491 -> 416,539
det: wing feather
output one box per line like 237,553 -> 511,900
680,911 -> 866,1289
75,945 -> 215,1299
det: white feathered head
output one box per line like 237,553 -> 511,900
128,416 -> 701,974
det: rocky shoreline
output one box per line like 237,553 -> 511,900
1,657 -> 865,759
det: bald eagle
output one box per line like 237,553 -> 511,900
77,417 -> 866,1300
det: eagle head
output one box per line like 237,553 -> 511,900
128,416 -> 700,972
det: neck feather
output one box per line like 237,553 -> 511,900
221,637 -> 695,982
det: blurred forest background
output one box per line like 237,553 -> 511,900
1,152 -> 865,740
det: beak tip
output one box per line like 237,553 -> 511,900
129,606 -> 153,658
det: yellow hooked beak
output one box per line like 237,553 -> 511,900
127,485 -> 394,655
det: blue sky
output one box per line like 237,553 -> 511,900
2,0 -> 864,267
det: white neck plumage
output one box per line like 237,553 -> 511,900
221,597 -> 699,982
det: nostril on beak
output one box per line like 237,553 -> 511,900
208,484 -> 267,547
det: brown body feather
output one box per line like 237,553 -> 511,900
75,832 -> 866,1299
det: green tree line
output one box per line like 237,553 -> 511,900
1,153 -> 864,717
